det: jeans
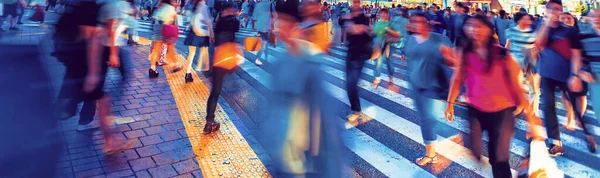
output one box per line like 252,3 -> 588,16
467,106 -> 515,178
255,31 -> 269,60
411,87 -> 446,144
540,77 -> 590,145
206,68 -> 227,122
374,42 -> 393,79
586,63 -> 600,130
345,58 -> 367,112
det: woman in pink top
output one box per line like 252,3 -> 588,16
444,15 -> 541,178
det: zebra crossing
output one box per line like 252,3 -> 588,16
232,43 -> 600,177
132,19 -> 600,177
135,19 -> 259,39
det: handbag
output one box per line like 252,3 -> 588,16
213,42 -> 245,73
29,5 -> 45,22
161,24 -> 179,45
526,140 -> 564,178
244,35 -> 262,52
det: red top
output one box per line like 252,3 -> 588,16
463,50 -> 517,113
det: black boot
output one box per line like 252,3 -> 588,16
149,69 -> 159,78
203,121 -> 221,134
185,73 -> 193,83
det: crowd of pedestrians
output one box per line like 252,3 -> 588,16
3,0 -> 600,176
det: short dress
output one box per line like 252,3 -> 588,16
184,29 -> 209,47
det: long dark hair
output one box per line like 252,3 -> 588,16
462,14 -> 498,73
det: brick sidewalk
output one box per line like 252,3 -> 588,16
1,17 -> 203,178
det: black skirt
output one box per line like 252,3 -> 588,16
184,30 -> 210,47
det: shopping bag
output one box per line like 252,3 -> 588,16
244,36 -> 262,52
28,6 -> 45,22
268,30 -> 277,47
527,140 -> 564,178
161,24 -> 179,45
213,42 -> 244,72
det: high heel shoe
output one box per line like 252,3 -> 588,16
149,69 -> 159,78
185,73 -> 193,83
416,154 -> 438,166
203,121 -> 221,134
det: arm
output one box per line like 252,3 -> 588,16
19,0 -> 28,8
105,18 -> 120,66
446,52 -> 465,105
505,39 -> 511,49
534,20 -> 553,50
385,27 -> 400,38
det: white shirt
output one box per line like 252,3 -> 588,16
98,0 -> 134,46
153,4 -> 178,25
191,3 -> 211,36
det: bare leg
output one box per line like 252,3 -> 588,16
186,46 -> 197,73
150,41 -> 163,71
563,92 -> 576,130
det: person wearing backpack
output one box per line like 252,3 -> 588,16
444,14 -> 541,177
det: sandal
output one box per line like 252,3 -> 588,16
203,121 -> 221,134
416,154 -> 438,166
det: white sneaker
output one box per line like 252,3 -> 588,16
77,120 -> 100,132
255,59 -> 263,66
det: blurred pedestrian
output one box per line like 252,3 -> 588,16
372,8 -> 400,87
535,0 -> 596,155
445,14 -> 540,177
402,12 -> 454,166
252,0 -> 275,66
183,0 -> 213,83
148,0 -> 183,78
344,0 -> 372,121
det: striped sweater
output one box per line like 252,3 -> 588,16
505,26 -> 537,65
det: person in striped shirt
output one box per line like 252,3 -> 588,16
505,12 -> 540,116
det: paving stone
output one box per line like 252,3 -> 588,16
172,159 -> 200,174
137,89 -> 151,94
114,116 -> 136,125
123,149 -> 140,160
159,131 -> 182,142
156,139 -> 189,152
128,121 -> 150,130
140,135 -> 163,146
136,145 -> 161,157
151,151 -> 181,165
113,100 -> 131,106
112,106 -> 127,112
129,157 -> 156,172
71,156 -> 99,166
73,161 -> 102,172
148,118 -> 169,126
127,98 -> 145,104
135,170 -> 152,178
191,170 -> 204,178
124,130 -> 146,139
170,173 -> 193,178
137,107 -> 156,114
173,148 -> 195,160
144,96 -> 160,102
74,168 -> 104,178
70,150 -> 98,160
133,93 -> 148,99
148,165 -> 178,178
124,103 -> 143,110
120,109 -> 141,117
143,126 -> 166,135
162,122 -> 185,131
140,101 -> 158,107
156,100 -> 174,105
177,129 -> 188,138
105,169 -> 134,178
132,114 -> 152,121
101,161 -> 130,173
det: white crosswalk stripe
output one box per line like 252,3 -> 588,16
233,43 -> 600,177
135,20 -> 258,40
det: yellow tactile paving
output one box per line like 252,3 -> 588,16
155,44 -> 272,177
